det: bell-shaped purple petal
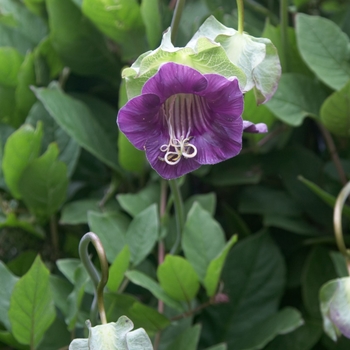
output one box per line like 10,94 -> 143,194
117,62 -> 267,179
243,121 -> 268,134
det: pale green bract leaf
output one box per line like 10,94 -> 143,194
68,316 -> 153,350
188,16 -> 281,104
320,277 -> 350,341
123,28 -> 246,99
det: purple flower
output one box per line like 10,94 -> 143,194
117,62 -> 267,179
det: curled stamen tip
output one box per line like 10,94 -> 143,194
183,144 -> 197,158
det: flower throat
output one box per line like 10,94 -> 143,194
159,93 -> 209,165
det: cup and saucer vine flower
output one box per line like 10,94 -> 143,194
117,62 -> 267,179
117,16 -> 280,179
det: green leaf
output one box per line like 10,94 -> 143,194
0,47 -> 23,87
33,84 -> 121,173
264,319 -> 322,350
204,235 -> 238,297
321,80 -> 350,137
184,192 -> 216,217
15,51 -> 37,127
49,275 -> 73,317
320,277 -> 350,341
182,203 -> 226,280
46,0 -> 120,80
0,86 -> 16,126
202,232 -> 286,348
18,143 -> 68,219
126,204 -> 159,266
167,324 -> 201,350
157,255 -> 200,302
125,270 -> 184,311
266,73 -> 327,126
88,211 -> 129,263
8,255 -> 56,348
3,122 -> 43,198
140,0 -> 162,49
117,183 -> 160,217
0,330 -> 28,350
302,247 -> 337,319
23,0 -> 46,17
82,0 -> 147,60
298,176 -> 350,219
330,252 -> 349,278
296,13 -> 350,90
105,293 -> 170,334
232,308 -> 303,349
117,80 -> 145,173
0,262 -> 19,330
26,101 -> 80,177
107,246 -> 130,292
0,122 -> 15,189
205,345 -> 227,350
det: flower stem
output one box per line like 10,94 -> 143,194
236,0 -> 244,34
169,179 -> 185,254
79,232 -> 109,325
170,0 -> 186,45
280,0 -> 289,72
334,182 -> 350,274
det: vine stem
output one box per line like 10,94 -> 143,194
169,179 -> 185,255
170,0 -> 186,44
236,0 -> 244,33
79,232 -> 109,325
280,0 -> 289,72
317,122 -> 347,186
334,182 -> 350,275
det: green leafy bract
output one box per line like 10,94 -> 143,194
69,316 -> 153,350
123,27 -> 246,99
189,16 -> 281,104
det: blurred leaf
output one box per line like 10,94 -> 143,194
104,293 -> 170,335
0,262 -> 19,330
107,246 -> 130,292
320,277 -> 350,341
117,182 -> 160,217
7,250 -> 37,276
330,252 -> 348,278
265,319 -> 322,350
125,204 -> 159,266
3,122 -> 43,198
205,344 -> 227,350
88,211 -> 129,263
296,13 -> 350,90
46,0 -> 120,80
23,0 -> 46,17
184,192 -> 216,217
239,185 -> 301,216
141,0 -> 162,49
182,203 -> 226,280
157,255 -> 200,302
82,0 -> 147,60
125,270 -> 184,311
49,275 -> 72,317
232,308 -> 303,350
117,80 -> 145,174
200,231 -> 286,348
204,235 -> 238,297
0,331 -> 28,350
8,255 -> 56,348
321,80 -> 350,137
302,246 -> 337,319
26,101 -> 80,177
266,73 -> 327,126
0,85 -> 16,126
18,143 -> 68,219
0,122 -> 15,188
167,324 -> 201,350
0,47 -> 23,87
14,52 -> 37,127
33,84 -> 122,173
298,176 -> 350,219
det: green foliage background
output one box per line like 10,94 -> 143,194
0,0 -> 350,349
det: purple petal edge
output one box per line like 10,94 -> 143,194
243,121 -> 268,134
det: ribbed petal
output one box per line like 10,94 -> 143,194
142,62 -> 208,102
117,93 -> 162,149
145,134 -> 201,179
243,121 -> 268,133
